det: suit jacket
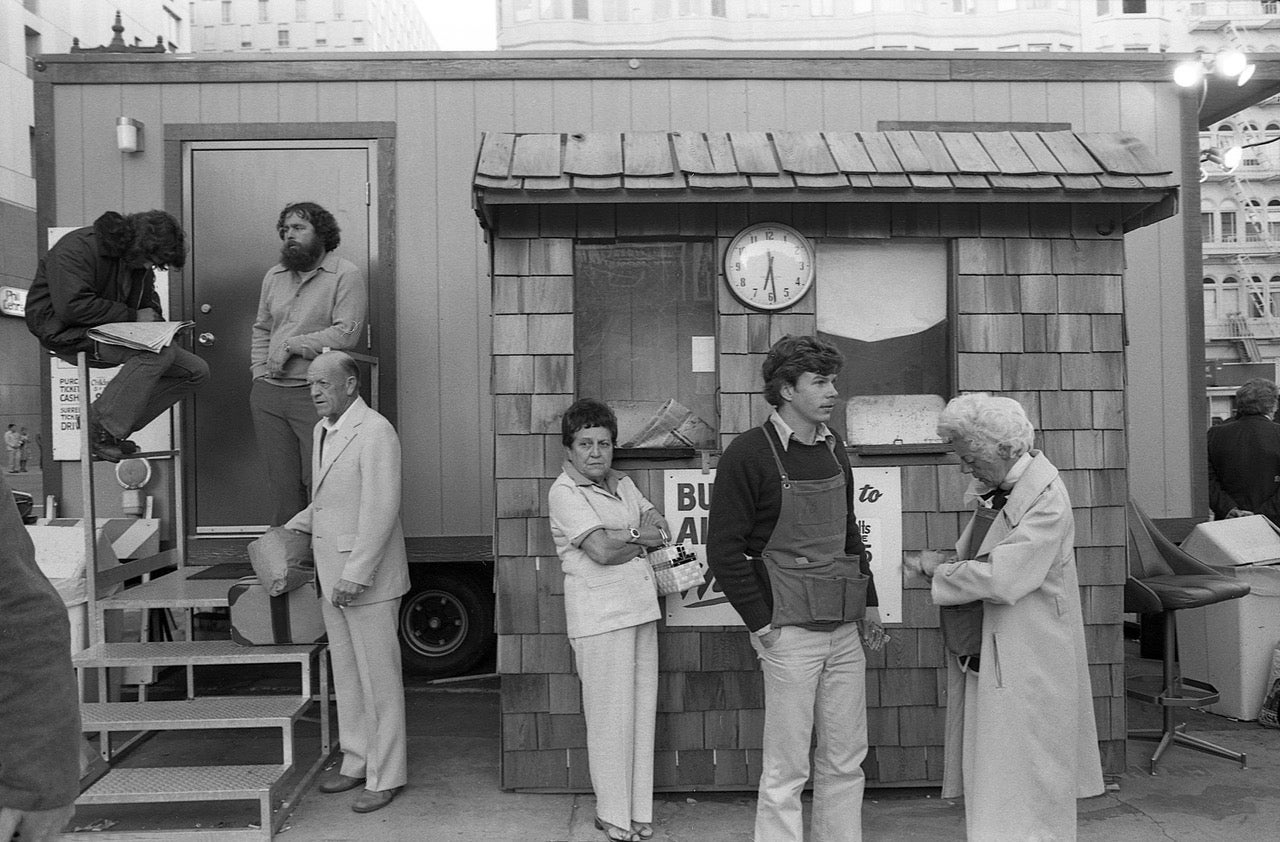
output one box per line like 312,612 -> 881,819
1207,413 -> 1280,521
285,397 -> 409,606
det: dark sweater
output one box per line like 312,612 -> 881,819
707,423 -> 876,633
0,472 -> 81,812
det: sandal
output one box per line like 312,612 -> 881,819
631,821 -> 654,839
594,816 -> 639,842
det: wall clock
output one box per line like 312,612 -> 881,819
723,222 -> 816,311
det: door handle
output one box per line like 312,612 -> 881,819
198,332 -> 216,346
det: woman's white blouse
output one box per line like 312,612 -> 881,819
548,466 -> 661,639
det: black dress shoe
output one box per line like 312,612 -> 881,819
352,786 -> 402,813
318,773 -> 365,794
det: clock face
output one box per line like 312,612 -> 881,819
724,223 -> 815,311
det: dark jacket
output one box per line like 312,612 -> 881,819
0,472 -> 81,811
26,212 -> 162,354
1207,412 -> 1280,521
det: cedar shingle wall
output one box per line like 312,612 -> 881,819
495,201 -> 1128,790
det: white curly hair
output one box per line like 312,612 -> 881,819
936,393 -> 1034,459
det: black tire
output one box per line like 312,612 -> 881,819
397,569 -> 495,679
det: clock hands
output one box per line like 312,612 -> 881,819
764,251 -> 777,301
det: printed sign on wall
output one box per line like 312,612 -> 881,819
51,358 -> 171,461
849,466 -> 903,624
662,465 -> 904,626
663,469 -> 740,626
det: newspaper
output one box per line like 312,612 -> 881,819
87,320 -> 194,353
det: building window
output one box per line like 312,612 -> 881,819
575,242 -> 718,450
603,0 -> 628,21
222,0 -> 232,24
334,0 -> 344,19
1201,211 -> 1214,243
654,0 -> 672,18
203,25 -> 216,49
1248,277 -> 1267,317
573,0 -> 589,19
259,0 -> 269,23
241,24 -> 252,47
315,21 -> 326,45
540,0 -> 563,19
278,26 -> 290,46
712,0 -> 726,16
1222,208 -> 1238,243
352,35 -> 363,45
1246,200 -> 1265,241
297,0 -> 307,21
23,26 -> 40,78
1204,277 -> 1218,323
515,0 -> 533,22
1122,0 -> 1147,11
816,241 -> 950,446
1223,276 -> 1241,318
746,0 -> 769,17
811,0 -> 834,15
952,0 -> 975,11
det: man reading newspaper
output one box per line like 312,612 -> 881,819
26,210 -> 208,462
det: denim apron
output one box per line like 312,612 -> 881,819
760,425 -> 868,627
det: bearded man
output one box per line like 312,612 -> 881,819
250,202 -> 367,526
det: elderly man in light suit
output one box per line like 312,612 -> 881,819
285,350 -> 409,814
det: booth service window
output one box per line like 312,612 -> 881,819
816,240 -> 950,449
575,242 -> 718,451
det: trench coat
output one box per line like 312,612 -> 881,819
932,451 -> 1103,841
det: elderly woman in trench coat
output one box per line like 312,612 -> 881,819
911,394 -> 1103,841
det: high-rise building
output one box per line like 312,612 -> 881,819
189,0 -> 439,53
0,1 -> 187,454
496,0 -> 1182,53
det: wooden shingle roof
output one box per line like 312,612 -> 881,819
472,130 -> 1178,231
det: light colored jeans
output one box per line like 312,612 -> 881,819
750,622 -> 867,842
570,621 -> 658,831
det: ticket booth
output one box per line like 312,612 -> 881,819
476,129 -> 1178,789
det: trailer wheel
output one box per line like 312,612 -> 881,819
398,570 -> 495,678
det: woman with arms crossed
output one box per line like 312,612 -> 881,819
548,399 -> 669,842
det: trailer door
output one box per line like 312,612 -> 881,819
183,141 -> 374,535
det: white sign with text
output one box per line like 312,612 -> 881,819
661,465 -> 903,626
51,357 -> 171,461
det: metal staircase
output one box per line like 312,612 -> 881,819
61,351 -> 331,841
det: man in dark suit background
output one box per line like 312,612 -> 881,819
1207,378 -> 1280,522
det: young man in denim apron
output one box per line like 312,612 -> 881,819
708,335 -> 884,842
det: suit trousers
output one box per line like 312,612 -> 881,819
91,342 -> 209,440
250,379 -> 317,526
321,596 -> 408,792
570,621 -> 658,830
749,623 -> 867,842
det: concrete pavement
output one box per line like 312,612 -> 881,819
70,654 -> 1280,841
274,677 -> 1280,842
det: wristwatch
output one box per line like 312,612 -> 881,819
627,527 -> 641,543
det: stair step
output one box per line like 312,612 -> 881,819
95,567 -> 237,611
73,640 -> 319,669
58,830 -> 266,841
81,696 -> 308,732
77,764 -> 286,804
